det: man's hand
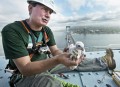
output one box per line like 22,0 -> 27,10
63,47 -> 86,61
63,47 -> 69,52
56,53 -> 82,68
63,46 -> 85,69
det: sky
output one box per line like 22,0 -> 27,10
0,0 -> 120,30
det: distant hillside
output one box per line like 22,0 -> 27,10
69,25 -> 120,34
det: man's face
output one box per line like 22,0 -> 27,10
29,3 -> 53,27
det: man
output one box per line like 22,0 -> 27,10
1,0 -> 116,87
2,0 -> 82,87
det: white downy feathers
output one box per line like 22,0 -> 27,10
68,41 -> 85,70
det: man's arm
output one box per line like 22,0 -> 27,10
49,45 -> 63,56
13,52 -> 79,76
13,55 -> 59,76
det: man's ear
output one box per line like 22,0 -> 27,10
28,4 -> 33,15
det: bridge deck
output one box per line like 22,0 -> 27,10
0,50 -> 119,87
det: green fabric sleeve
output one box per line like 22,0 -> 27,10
2,24 -> 29,59
45,26 -> 56,46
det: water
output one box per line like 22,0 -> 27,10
0,35 -> 4,56
0,31 -> 120,56
73,34 -> 120,46
53,30 -> 120,50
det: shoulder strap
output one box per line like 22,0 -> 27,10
20,20 -> 36,49
20,20 -> 49,46
20,20 -> 50,59
41,28 -> 49,46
